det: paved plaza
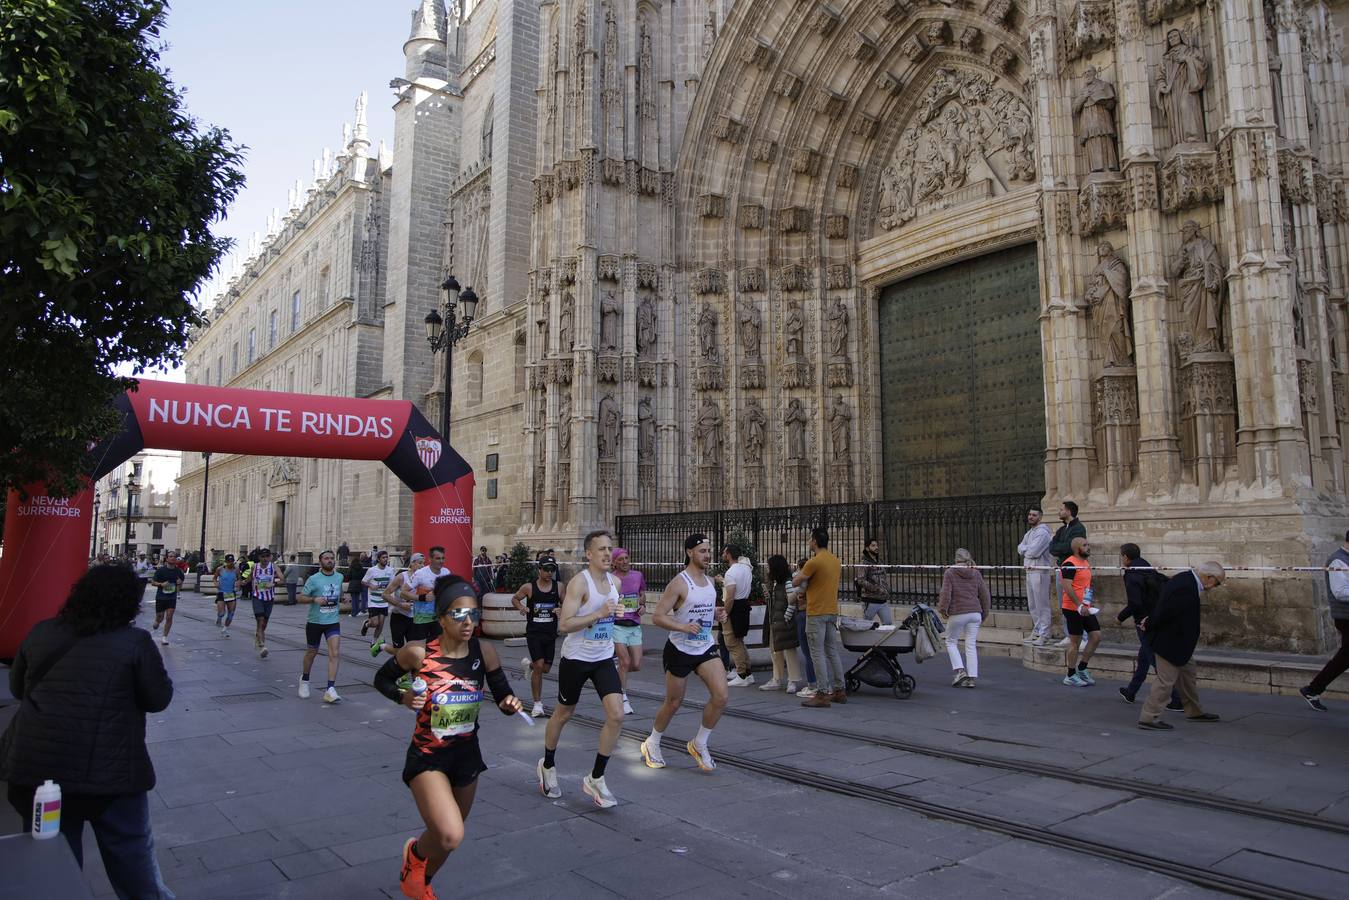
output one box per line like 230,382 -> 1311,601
3,591 -> 1348,899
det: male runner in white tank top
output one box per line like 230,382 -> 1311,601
641,533 -> 730,772
537,529 -> 624,808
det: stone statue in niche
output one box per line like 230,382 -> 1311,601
828,396 -> 852,457
1284,215 -> 1309,350
1085,241 -> 1134,367
702,9 -> 716,61
598,393 -> 620,460
1170,220 -> 1225,354
637,396 -> 655,461
739,303 -> 761,359
785,397 -> 809,461
1156,29 -> 1209,147
638,22 -> 655,120
558,294 -> 575,353
636,294 -> 658,358
602,5 -> 620,113
600,291 -> 621,352
785,302 -> 806,359
536,305 -> 550,354
695,398 -> 722,465
828,297 -> 849,360
698,301 -> 720,361
1073,67 -> 1120,174
557,391 -> 572,455
742,400 -> 767,465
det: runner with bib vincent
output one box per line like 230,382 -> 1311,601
537,530 -> 624,809
250,548 -> 278,659
610,548 -> 646,716
373,575 -> 522,900
299,550 -> 345,704
212,554 -> 239,639
641,533 -> 729,772
362,549 -> 395,648
511,555 -> 561,718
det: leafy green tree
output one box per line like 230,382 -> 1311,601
0,0 -> 244,498
500,542 -> 536,593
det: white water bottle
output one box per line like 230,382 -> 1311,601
31,780 -> 61,840
411,678 -> 428,696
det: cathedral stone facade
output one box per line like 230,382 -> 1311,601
183,0 -> 1349,651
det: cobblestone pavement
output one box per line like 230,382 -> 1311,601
3,592 -> 1348,899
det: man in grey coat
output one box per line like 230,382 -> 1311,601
1018,506 -> 1054,644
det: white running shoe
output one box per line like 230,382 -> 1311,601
298,681 -> 311,699
686,740 -> 716,772
582,774 -> 617,808
785,681 -> 801,694
521,657 -> 532,675
1031,634 -> 1048,646
159,636 -> 169,646
531,701 -> 545,718
759,680 -> 782,691
796,686 -> 818,698
640,739 -> 665,769
1055,636 -> 1072,647
537,759 -> 562,798
259,645 -> 268,659
622,697 -> 634,715
323,687 -> 342,704
727,673 -> 755,687
222,628 -> 230,638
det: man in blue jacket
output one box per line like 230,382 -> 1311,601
1138,561 -> 1226,730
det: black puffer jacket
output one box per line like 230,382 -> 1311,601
0,619 -> 173,794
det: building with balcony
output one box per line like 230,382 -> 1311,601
94,450 -> 181,561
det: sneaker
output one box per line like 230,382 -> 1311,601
1300,687 -> 1328,711
1062,673 -> 1085,686
1022,634 -> 1038,644
219,626 -> 227,637
537,759 -> 561,798
1138,719 -> 1174,731
370,638 -> 385,659
785,681 -> 801,694
796,686 -> 818,698
522,657 -> 532,675
640,738 -> 666,769
360,619 -> 370,636
1056,636 -> 1071,647
758,680 -> 782,691
259,645 -> 268,659
622,697 -> 634,715
582,774 -> 617,808
159,636 -> 169,646
952,668 -> 968,687
686,739 -> 716,772
531,701 -> 546,718
1031,634 -> 1048,646
399,837 -> 426,899
1076,668 -> 1095,686
1118,686 -> 1137,704
727,674 -> 749,687
253,634 -> 261,649
298,681 -> 311,699
323,687 -> 342,704
963,677 -> 976,688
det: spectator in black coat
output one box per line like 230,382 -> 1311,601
1116,544 -> 1180,708
0,565 -> 175,897
1138,561 -> 1225,730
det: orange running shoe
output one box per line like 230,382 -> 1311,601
400,837 -> 426,899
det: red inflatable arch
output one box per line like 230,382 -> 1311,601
0,379 -> 474,658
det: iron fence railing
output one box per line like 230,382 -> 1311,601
616,492 -> 1041,610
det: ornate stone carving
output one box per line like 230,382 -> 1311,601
739,303 -> 762,360
597,392 -> 620,459
695,398 -> 723,466
785,397 -> 809,461
849,31 -> 878,61
876,71 -> 903,96
1095,370 -> 1139,425
713,114 -> 745,144
813,88 -> 847,120
1333,371 -> 1347,422
697,192 -> 726,218
601,6 -> 620,114
639,361 -> 657,387
785,302 -> 807,359
1161,149 -> 1220,211
740,204 -> 764,229
637,396 -> 655,461
1178,354 -> 1236,416
827,296 -> 850,360
698,300 -> 720,362
813,6 -> 840,36
600,290 -> 621,351
1171,220 -> 1225,355
985,0 -> 1013,24
1085,241 -> 1133,367
559,257 -> 578,284
750,139 -> 776,163
989,43 -> 1016,74
742,362 -> 765,389
558,292 -> 575,352
1065,0 -> 1114,58
1077,179 -> 1127,235
696,363 -> 723,391
779,207 -> 812,233
1156,28 -> 1210,147
882,0 -> 912,21
826,264 -> 851,289
1126,161 -> 1160,210
1074,67 -> 1119,173
740,38 -> 775,69
826,214 -> 849,239
878,68 -> 1036,231
693,267 -> 725,294
773,71 -> 803,99
828,396 -> 852,457
837,165 -> 858,189
926,20 -> 952,46
776,264 -> 809,292
557,391 -> 572,455
1278,149 -> 1312,202
851,114 -> 880,140
960,26 -> 984,53
636,263 -> 658,289
638,21 -> 654,120
597,255 -> 620,281
1144,0 -> 1203,25
792,147 -> 822,176
739,267 -> 764,293
742,400 -> 768,465
1298,358 -> 1319,413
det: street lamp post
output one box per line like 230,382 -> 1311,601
424,276 -> 479,443
122,472 -> 139,559
198,452 -> 211,589
90,490 -> 101,560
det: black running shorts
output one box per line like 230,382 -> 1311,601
408,621 -> 443,643
526,631 -> 557,667
390,613 -> 412,648
401,738 -> 487,788
662,642 -> 722,679
1063,608 -> 1101,636
556,656 -> 621,707
154,595 -> 177,613
305,622 -> 341,647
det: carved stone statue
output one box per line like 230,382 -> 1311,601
1085,242 -> 1134,367
1156,29 -> 1209,146
828,396 -> 852,457
785,302 -> 806,359
558,294 -> 575,352
598,393 -> 620,460
1073,67 -> 1120,174
742,401 -> 767,465
695,398 -> 722,465
1170,220 -> 1225,354
557,391 -> 572,455
698,301 -> 719,361
739,303 -> 761,359
536,305 -> 550,354
828,297 -> 849,360
600,291 -> 621,352
637,294 -> 658,358
702,10 -> 716,61
785,397 -> 808,461
637,395 -> 655,461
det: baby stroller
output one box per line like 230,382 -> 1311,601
841,612 -> 919,699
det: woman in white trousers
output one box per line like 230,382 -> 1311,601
937,548 -> 991,687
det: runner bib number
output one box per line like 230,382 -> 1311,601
429,689 -> 482,739
255,576 -> 273,589
162,583 -> 176,595
692,620 -> 712,644
583,615 -> 614,642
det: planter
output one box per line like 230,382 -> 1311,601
482,592 -> 526,638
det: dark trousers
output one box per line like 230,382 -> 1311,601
1309,618 -> 1349,694
284,582 -> 298,605
7,786 -> 174,899
349,584 -> 367,617
1126,625 -> 1181,704
795,612 -> 817,684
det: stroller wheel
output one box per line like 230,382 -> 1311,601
845,676 -> 861,694
893,675 -> 916,699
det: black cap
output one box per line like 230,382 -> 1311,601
538,556 -> 558,571
685,533 -> 709,550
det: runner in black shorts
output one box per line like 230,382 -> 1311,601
373,575 -> 521,900
511,556 -> 561,718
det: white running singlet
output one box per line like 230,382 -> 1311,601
560,570 -> 619,663
668,570 -> 717,655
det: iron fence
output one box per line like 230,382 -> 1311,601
616,492 -> 1041,610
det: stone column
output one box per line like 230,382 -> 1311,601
619,256 -> 639,515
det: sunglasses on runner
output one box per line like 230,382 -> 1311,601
446,607 -> 481,623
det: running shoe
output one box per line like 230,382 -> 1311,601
785,681 -> 801,694
223,629 -> 230,639
758,680 -> 782,691
259,645 -> 268,659
952,668 -> 968,687
1062,672 -> 1085,686
622,697 -> 634,716
1021,634 -> 1037,644
521,657 -> 532,675
582,774 -> 617,808
323,687 -> 342,704
640,739 -> 665,769
1032,634 -> 1048,646
537,759 -> 561,798
219,625 -> 227,637
1076,668 -> 1095,686
796,686 -> 818,698
531,701 -> 546,718
727,673 -> 755,687
1055,636 -> 1071,648
370,638 -> 386,659
687,739 -> 716,772
298,681 -> 311,699
1300,687 -> 1328,711
399,837 -> 426,899
963,677 -> 976,689
159,636 -> 169,646
360,619 -> 370,636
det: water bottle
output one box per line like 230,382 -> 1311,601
31,780 -> 60,840
411,677 -> 428,697
1084,586 -> 1095,604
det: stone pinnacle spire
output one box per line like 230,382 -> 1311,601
408,0 -> 447,44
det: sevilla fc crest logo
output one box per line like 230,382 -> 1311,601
416,436 -> 442,470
